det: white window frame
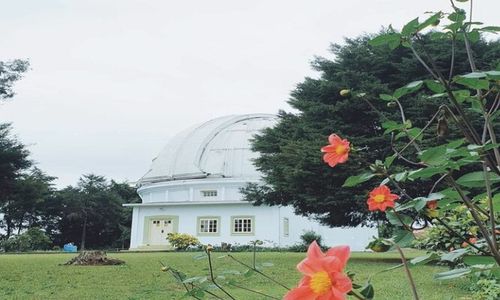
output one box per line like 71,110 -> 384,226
197,217 -> 220,236
201,190 -> 218,197
231,216 -> 254,235
283,217 -> 289,237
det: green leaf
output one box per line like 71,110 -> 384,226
379,94 -> 396,101
392,229 -> 415,248
485,70 -> 500,80
425,80 -> 446,93
384,154 -> 397,168
343,172 -> 375,187
467,30 -> 480,43
441,248 -> 470,263
454,76 -> 489,90
393,81 -> 424,99
448,11 -> 466,23
480,26 -> 500,33
447,138 -> 465,149
386,212 -> 413,227
402,18 -> 419,35
410,253 -> 440,265
461,72 -> 487,79
434,268 -> 471,280
419,145 -> 447,165
456,171 -> 500,188
408,167 -> 446,180
417,12 -> 443,31
359,283 -> 375,300
369,33 -> 401,48
463,255 -> 496,266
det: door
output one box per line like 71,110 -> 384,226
149,219 -> 173,245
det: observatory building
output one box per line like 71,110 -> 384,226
126,114 -> 374,250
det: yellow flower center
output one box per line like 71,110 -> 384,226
310,271 -> 332,295
335,144 -> 347,155
374,194 -> 386,203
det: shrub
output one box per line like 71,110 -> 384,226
300,230 -> 323,247
166,233 -> 200,251
0,227 -> 52,252
413,204 -> 487,252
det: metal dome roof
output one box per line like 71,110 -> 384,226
139,114 -> 277,184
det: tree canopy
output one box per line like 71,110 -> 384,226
242,32 -> 500,227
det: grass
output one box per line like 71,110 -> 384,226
0,250 -> 473,299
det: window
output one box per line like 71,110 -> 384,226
231,216 -> 254,235
201,190 -> 218,197
283,218 -> 289,237
197,217 -> 220,236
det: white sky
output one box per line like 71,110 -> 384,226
0,0 -> 498,187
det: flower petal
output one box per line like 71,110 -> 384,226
297,257 -> 323,275
283,286 -> 316,300
328,134 -> 341,144
330,272 -> 352,293
307,241 -> 325,260
326,246 -> 350,267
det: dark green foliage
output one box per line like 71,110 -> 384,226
56,174 -> 140,250
0,227 -> 52,252
242,32 -> 500,226
0,59 -> 29,100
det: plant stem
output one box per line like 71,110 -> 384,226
227,254 -> 291,290
207,251 -> 236,300
394,244 -> 419,300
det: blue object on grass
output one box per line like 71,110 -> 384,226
63,243 -> 77,252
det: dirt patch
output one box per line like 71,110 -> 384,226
63,251 -> 125,266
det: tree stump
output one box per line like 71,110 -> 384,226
63,251 -> 125,266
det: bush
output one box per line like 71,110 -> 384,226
413,204 -> 488,251
0,227 -> 52,252
300,230 -> 322,247
166,233 -> 200,251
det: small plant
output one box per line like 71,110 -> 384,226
166,233 -> 200,251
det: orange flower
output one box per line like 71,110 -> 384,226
367,185 -> 400,212
427,200 -> 438,210
321,134 -> 350,167
284,241 -> 352,300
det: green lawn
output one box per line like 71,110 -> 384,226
0,251 -> 472,299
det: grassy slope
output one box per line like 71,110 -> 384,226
0,251 -> 472,299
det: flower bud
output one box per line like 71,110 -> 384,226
340,89 -> 350,97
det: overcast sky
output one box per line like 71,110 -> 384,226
0,0 -> 498,188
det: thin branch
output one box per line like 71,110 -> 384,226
207,251 -> 236,300
394,244 -> 419,300
448,37 -> 456,82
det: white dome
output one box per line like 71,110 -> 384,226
139,114 -> 277,184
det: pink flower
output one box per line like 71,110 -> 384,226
321,134 -> 350,167
284,241 -> 352,300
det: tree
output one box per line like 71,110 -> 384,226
57,175 -> 138,250
242,33 -> 500,226
2,168 -> 57,236
0,124 -> 31,238
0,59 -> 29,101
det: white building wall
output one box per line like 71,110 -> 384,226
130,203 -> 282,249
129,203 -> 376,251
